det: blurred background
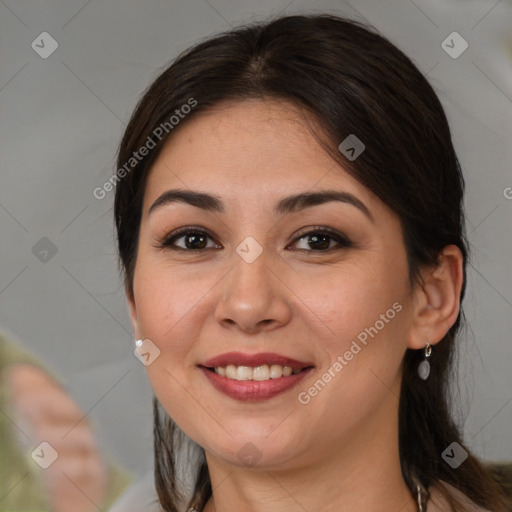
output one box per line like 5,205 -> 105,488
1,0 -> 511,509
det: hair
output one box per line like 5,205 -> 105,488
114,13 -> 511,512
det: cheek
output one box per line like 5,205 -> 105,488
132,270 -> 202,428
292,271 -> 409,434
296,253 -> 408,345
133,258 -> 205,344
131,264 -> 199,401
293,251 -> 411,407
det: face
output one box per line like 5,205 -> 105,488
128,99 -> 418,470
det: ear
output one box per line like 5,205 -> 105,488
126,283 -> 142,341
406,244 -> 464,350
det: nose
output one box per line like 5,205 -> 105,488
214,249 -> 293,335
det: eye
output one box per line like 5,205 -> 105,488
157,228 -> 220,251
289,227 -> 353,252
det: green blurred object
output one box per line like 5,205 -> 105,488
0,331 -> 132,511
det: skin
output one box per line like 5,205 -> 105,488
127,100 -> 463,512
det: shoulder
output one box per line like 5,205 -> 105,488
427,480 -> 491,512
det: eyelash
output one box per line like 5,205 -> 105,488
156,226 -> 353,253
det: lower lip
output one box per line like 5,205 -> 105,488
199,366 -> 314,402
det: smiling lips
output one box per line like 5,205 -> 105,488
199,351 -> 315,401
201,351 -> 314,369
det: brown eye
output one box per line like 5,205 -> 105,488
159,229 -> 220,251
290,228 -> 353,252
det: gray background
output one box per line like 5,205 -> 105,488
1,0 -> 511,480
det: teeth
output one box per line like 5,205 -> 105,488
237,366 -> 252,380
213,364 -> 302,381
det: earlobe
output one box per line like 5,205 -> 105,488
407,244 -> 464,350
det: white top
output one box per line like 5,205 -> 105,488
107,471 -> 490,512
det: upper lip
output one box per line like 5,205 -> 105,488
200,352 -> 314,370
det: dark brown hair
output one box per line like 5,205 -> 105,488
114,14 -> 511,512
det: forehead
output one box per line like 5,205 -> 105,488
143,99 -> 377,215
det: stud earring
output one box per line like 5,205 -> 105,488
417,342 -> 432,380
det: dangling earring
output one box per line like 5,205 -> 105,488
417,342 -> 432,380
412,474 -> 429,512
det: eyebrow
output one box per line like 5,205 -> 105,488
148,188 -> 374,222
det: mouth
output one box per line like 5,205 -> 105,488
198,364 -> 315,402
199,351 -> 315,381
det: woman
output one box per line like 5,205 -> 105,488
113,14 -> 511,512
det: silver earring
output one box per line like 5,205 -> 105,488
411,473 -> 429,511
417,342 -> 432,380
416,482 -> 428,512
